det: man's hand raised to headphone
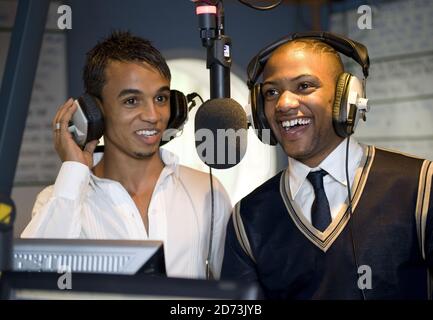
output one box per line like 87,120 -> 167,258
52,98 -> 99,168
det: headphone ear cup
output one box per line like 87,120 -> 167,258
161,90 -> 188,146
332,72 -> 352,138
75,93 -> 104,145
168,90 -> 188,129
250,84 -> 278,145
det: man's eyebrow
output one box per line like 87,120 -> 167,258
117,88 -> 143,98
263,74 -> 319,86
157,86 -> 171,93
117,86 -> 171,98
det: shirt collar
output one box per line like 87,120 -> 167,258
287,138 -> 363,200
91,148 -> 181,183
160,148 -> 180,179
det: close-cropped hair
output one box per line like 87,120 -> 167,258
276,38 -> 344,81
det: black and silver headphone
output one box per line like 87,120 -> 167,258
69,89 -> 188,147
246,31 -> 370,145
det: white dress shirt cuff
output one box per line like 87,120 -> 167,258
53,161 -> 91,200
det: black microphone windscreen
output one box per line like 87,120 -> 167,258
194,98 -> 248,169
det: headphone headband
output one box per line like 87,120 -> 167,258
247,31 -> 370,89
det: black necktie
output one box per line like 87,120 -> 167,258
307,170 -> 332,232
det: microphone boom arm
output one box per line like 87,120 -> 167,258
207,35 -> 232,98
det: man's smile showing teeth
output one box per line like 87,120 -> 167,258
135,129 -> 160,145
136,129 -> 158,136
278,117 -> 312,141
281,118 -> 311,130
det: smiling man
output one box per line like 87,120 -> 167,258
261,41 -> 344,168
221,35 -> 433,299
21,31 -> 232,279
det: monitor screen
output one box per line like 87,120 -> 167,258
12,239 -> 166,276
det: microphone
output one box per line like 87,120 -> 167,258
195,98 -> 248,169
0,193 -> 16,272
194,1 -> 248,168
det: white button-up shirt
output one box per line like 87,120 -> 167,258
288,138 -> 364,223
21,149 -> 232,279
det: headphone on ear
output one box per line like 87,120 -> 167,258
161,89 -> 189,146
246,31 -> 370,145
69,89 -> 188,147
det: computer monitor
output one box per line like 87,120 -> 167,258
12,239 -> 166,276
3,239 -> 262,300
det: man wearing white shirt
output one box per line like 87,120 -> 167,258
221,34 -> 433,299
21,31 -> 232,279
287,137 -> 363,225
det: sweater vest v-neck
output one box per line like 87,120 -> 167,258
229,146 -> 433,299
